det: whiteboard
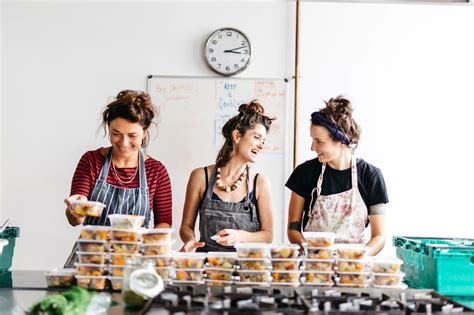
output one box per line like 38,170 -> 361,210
147,75 -> 291,246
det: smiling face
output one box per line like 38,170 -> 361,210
233,124 -> 267,163
108,118 -> 146,159
310,124 -> 347,164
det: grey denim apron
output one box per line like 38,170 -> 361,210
197,165 -> 260,252
64,149 -> 150,267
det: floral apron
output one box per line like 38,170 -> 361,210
304,155 -> 369,244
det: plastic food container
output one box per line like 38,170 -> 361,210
141,240 -> 175,256
108,214 -> 144,230
156,267 -> 173,281
237,258 -> 270,270
303,258 -> 334,272
369,257 -> 403,274
303,245 -> 335,259
336,259 -> 367,272
111,253 -> 141,266
110,240 -> 141,254
76,251 -> 108,265
301,271 -> 334,286
205,267 -> 234,281
71,200 -> 106,217
77,239 -> 109,253
75,275 -> 107,290
205,279 -> 234,286
237,270 -> 270,283
271,270 -> 301,284
302,232 -> 336,247
75,263 -> 108,276
109,276 -> 122,290
206,252 -> 237,269
372,272 -> 405,286
141,254 -> 174,268
110,265 -> 125,277
173,252 -> 206,269
335,244 -> 370,259
174,268 -> 205,282
336,271 -> 370,287
44,269 -> 76,288
234,243 -> 269,258
271,258 -> 301,271
269,244 -> 300,259
79,226 -> 109,241
142,228 -> 174,243
110,229 -> 141,242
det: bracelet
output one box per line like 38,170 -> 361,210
289,221 -> 302,231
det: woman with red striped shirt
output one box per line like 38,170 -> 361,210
64,90 -> 172,229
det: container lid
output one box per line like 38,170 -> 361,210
207,251 -> 238,258
74,262 -> 108,268
205,279 -> 234,285
302,270 -> 334,275
336,271 -> 370,275
111,253 -> 141,257
173,252 -> 206,259
270,282 -> 300,286
301,281 -> 334,286
336,258 -> 368,263
270,270 -> 302,274
237,270 -> 270,274
140,252 -> 176,259
130,268 -> 164,299
110,228 -> 141,233
269,244 -> 299,249
334,243 -> 369,250
71,200 -> 106,207
368,257 -> 403,264
302,258 -> 335,262
75,275 -> 107,279
372,283 -> 408,289
236,257 -> 270,262
372,272 -> 405,277
302,243 -> 336,250
140,239 -> 176,246
270,258 -> 301,262
44,268 -> 76,276
302,232 -> 336,238
76,251 -> 108,256
141,228 -> 174,234
173,268 -> 205,272
81,225 -> 109,231
234,243 -> 269,249
76,239 -> 107,244
110,240 -> 141,245
204,267 -> 235,272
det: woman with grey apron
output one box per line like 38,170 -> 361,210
286,96 -> 389,256
179,100 -> 275,252
64,90 -> 172,266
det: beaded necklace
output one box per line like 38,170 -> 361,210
215,166 -> 247,193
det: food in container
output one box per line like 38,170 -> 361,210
206,252 -> 237,269
108,214 -> 144,230
75,275 -> 107,290
174,269 -> 205,282
44,269 -> 76,288
111,253 -> 141,266
301,271 -> 334,285
205,267 -> 234,281
237,258 -> 269,270
77,239 -> 109,253
302,232 -> 336,247
336,271 -> 370,286
141,240 -> 175,256
335,244 -> 369,259
71,200 -> 106,217
173,252 -> 206,269
109,276 -> 122,290
76,251 -> 108,265
304,245 -> 335,259
372,272 -> 405,286
336,259 -> 367,272
370,257 -> 403,274
156,267 -> 173,281
269,244 -> 299,259
205,279 -> 233,286
110,229 -> 141,242
271,270 -> 301,284
234,243 -> 269,258
110,265 -> 125,277
141,254 -> 174,267
237,270 -> 270,283
110,240 -> 141,254
303,258 -> 334,272
271,258 -> 301,271
79,226 -> 109,241
142,228 -> 174,243
75,263 -> 108,277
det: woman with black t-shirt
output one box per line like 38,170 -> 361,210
286,96 -> 388,255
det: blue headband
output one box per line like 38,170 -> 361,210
311,112 -> 351,145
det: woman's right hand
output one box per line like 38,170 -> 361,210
65,194 -> 87,226
180,240 -> 205,252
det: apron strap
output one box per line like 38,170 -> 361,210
99,148 -> 113,181
138,149 -> 147,189
205,166 -> 218,200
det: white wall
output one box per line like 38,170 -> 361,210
298,2 -> 474,256
1,1 -> 294,270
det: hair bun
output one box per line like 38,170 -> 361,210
238,100 -> 264,115
325,96 -> 352,117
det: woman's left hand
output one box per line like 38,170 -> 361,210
215,229 -> 243,246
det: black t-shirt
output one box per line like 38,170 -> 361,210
285,157 -> 389,229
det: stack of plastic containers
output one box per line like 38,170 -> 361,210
235,243 -> 270,286
172,252 -> 206,284
205,251 -> 237,285
369,257 -> 406,289
269,244 -> 301,286
140,228 -> 176,284
301,232 -> 336,286
334,244 -> 370,288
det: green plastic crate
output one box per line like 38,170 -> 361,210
393,236 -> 474,296
0,227 -> 20,273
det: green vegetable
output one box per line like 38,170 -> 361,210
29,287 -> 93,315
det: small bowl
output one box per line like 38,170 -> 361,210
71,201 -> 105,217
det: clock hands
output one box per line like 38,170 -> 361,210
224,46 -> 248,53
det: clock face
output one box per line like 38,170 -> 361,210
204,28 -> 252,76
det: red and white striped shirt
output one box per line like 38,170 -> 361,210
70,148 -> 172,226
